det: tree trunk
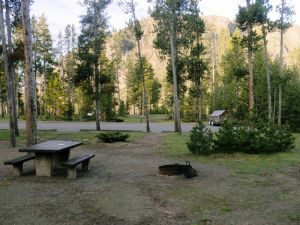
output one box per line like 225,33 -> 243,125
278,0 -> 284,126
0,0 -> 16,147
235,77 -> 239,113
246,0 -> 254,115
32,21 -> 38,117
93,6 -> 100,131
137,40 -> 150,132
43,51 -> 46,115
116,61 -> 121,114
198,81 -> 202,121
5,0 -> 19,136
273,86 -> 277,119
21,0 -> 37,146
0,80 -> 3,117
211,32 -> 216,110
262,28 -> 272,121
95,62 -> 101,130
130,0 -> 150,132
170,6 -> 181,134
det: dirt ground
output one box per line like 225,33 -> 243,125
0,133 -> 300,225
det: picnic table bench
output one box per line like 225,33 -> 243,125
4,154 -> 35,176
62,153 -> 95,179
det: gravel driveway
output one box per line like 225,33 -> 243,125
1,133 -> 299,225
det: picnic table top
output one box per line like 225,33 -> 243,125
19,140 -> 82,153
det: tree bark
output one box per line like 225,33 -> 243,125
262,27 -> 272,120
116,62 -> 121,114
93,6 -> 101,131
273,86 -> 276,119
0,78 -> 3,117
127,0 -> 150,132
32,20 -> 38,117
278,0 -> 284,126
42,51 -> 46,115
95,62 -> 101,130
170,5 -> 181,134
137,40 -> 150,132
246,0 -> 254,115
5,0 -> 19,136
21,0 -> 37,146
198,81 -> 202,121
235,77 -> 239,113
0,0 -> 16,146
196,16 -> 202,122
211,32 -> 216,110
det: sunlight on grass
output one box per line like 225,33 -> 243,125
160,133 -> 191,157
161,133 -> 300,175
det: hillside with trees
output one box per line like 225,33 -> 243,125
107,15 -> 300,125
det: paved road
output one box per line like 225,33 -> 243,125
0,121 -> 220,133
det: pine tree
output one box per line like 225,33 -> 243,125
110,31 -> 123,115
151,0 -> 193,134
21,0 -> 37,146
221,32 -> 248,116
0,0 -> 16,146
255,0 -> 275,120
276,0 -> 294,125
185,0 -> 207,121
33,14 -> 54,116
119,0 -> 151,132
75,0 -> 111,129
236,0 -> 262,115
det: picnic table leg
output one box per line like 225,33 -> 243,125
53,150 -> 70,168
13,164 -> 23,176
82,159 -> 90,172
67,168 -> 76,179
35,154 -> 53,177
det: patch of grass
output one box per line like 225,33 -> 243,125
160,133 -> 300,175
287,212 -> 300,222
125,131 -> 145,142
0,130 -> 145,147
160,133 -> 191,157
119,114 -> 173,123
186,193 -> 234,212
191,218 -> 212,225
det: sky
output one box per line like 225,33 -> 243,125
31,0 -> 300,42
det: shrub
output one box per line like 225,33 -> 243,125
187,122 -> 214,155
115,118 -> 124,122
257,123 -> 295,153
213,121 -> 238,153
97,131 -> 129,143
187,121 -> 295,155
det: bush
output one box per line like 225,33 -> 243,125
187,122 -> 214,155
257,123 -> 295,153
187,121 -> 295,155
115,118 -> 124,122
213,121 -> 238,153
96,131 -> 129,143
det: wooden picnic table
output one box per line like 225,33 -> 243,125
19,140 -> 82,177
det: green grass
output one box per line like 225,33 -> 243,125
0,130 -> 145,147
0,114 -> 173,123
119,114 -> 173,123
160,133 -> 300,175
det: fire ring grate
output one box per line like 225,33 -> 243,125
159,161 -> 197,178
